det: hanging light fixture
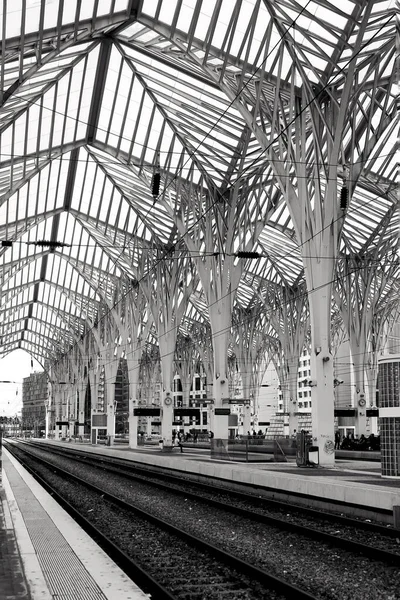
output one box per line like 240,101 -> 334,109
340,166 -> 349,211
151,152 -> 161,200
340,186 -> 349,211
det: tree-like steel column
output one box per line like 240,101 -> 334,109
231,306 -> 268,435
334,228 -> 398,435
258,281 -> 309,435
94,311 -> 121,446
123,278 -> 152,449
189,321 -> 214,431
170,2 -> 374,464
175,334 -> 196,432
142,247 -> 195,448
139,345 -> 161,437
174,177 -> 267,440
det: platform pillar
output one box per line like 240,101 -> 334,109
128,398 -> 138,448
161,394 -> 173,449
209,408 -> 229,441
78,381 -> 86,436
105,379 -> 116,445
78,411 -> 84,436
242,403 -> 251,435
45,409 -> 51,439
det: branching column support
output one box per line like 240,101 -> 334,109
87,360 -> 100,413
96,310 -> 120,445
87,331 -> 101,416
174,177 -> 266,440
123,279 -> 152,449
52,383 -> 62,440
334,239 -> 399,435
142,249 -> 195,448
194,322 -> 214,397
57,357 -> 71,439
68,343 -> 85,437
183,5 -> 372,462
139,345 -> 161,437
231,306 -> 267,435
191,322 -> 214,430
259,282 -> 309,436
68,366 -> 79,438
175,333 -> 196,418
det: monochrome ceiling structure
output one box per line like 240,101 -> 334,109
0,0 -> 397,367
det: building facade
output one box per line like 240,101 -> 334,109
22,372 -> 48,437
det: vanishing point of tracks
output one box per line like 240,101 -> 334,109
6,441 -> 400,600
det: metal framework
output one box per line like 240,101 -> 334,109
0,1 -> 398,451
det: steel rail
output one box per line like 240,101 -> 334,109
7,441 -> 318,600
4,444 -> 176,600
22,440 -> 397,537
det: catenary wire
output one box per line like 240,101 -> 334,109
2,11 -> 396,394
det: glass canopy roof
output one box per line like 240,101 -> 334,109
0,0 -> 397,365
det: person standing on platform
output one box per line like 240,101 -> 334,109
177,431 -> 184,453
334,430 -> 341,449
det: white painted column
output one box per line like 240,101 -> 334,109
242,403 -> 251,436
78,387 -> 85,437
347,339 -> 368,436
45,410 -> 51,439
128,397 -> 138,448
106,382 -> 116,445
309,286 -> 335,467
161,393 -> 173,449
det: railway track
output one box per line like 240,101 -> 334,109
19,440 -> 400,562
6,441 -> 318,600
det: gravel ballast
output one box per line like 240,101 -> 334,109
11,444 -> 400,600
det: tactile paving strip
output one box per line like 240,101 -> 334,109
3,454 -> 107,600
0,489 -> 30,599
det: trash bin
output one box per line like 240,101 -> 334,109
308,445 -> 319,465
296,431 -> 312,466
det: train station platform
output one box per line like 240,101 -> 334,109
22,438 -> 400,528
1,447 -> 150,600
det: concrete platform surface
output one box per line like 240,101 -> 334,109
0,487 -> 31,599
2,448 -> 150,600
25,439 -> 400,520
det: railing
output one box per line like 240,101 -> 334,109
210,438 -> 290,462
